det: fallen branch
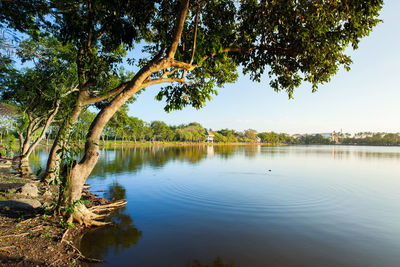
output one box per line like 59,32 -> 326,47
0,225 -> 42,239
61,228 -> 70,243
63,239 -> 104,263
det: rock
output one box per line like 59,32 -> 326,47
18,183 -> 39,197
42,190 -> 52,197
0,182 -> 25,193
0,199 -> 42,210
20,198 -> 42,209
0,160 -> 12,168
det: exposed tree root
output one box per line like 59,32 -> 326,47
88,199 -> 127,212
68,200 -> 127,227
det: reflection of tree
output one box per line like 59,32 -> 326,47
213,146 -> 238,159
90,146 -> 209,178
28,148 -> 50,174
80,182 -> 142,260
243,145 -> 260,158
187,257 -> 235,267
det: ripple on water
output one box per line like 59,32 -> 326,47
147,177 -> 354,219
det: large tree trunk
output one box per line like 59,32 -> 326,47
66,91 -> 137,225
64,0 -> 190,225
66,65 -> 158,225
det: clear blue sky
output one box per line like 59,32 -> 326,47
129,1 -> 399,134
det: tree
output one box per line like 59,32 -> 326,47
0,36 -> 79,161
244,129 -> 258,142
0,102 -> 17,148
2,0 -> 383,225
126,117 -> 145,143
150,121 -> 170,141
106,104 -> 130,144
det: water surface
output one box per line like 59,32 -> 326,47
34,145 -> 400,266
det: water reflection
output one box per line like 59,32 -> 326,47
87,145 -> 400,180
30,146 -> 400,176
80,182 -> 142,260
30,145 -> 400,266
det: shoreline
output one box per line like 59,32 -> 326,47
0,159 -> 108,266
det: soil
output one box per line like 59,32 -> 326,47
0,159 -> 109,266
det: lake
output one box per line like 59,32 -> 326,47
32,145 -> 400,266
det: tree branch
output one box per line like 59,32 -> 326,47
141,77 -> 186,88
31,117 -> 45,135
161,68 -> 179,78
183,5 -> 200,80
84,82 -> 129,105
24,102 -> 60,158
170,60 -> 196,71
190,7 -> 199,65
60,86 -> 79,98
166,0 -> 190,59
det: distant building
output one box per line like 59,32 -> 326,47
256,136 -> 261,143
332,131 -> 340,144
205,130 -> 215,144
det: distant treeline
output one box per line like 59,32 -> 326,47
338,132 -> 400,146
1,107 -> 400,149
70,109 -> 295,144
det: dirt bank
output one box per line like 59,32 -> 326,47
0,159 -> 108,266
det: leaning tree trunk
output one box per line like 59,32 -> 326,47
66,90 -> 138,225
65,63 -> 162,225
64,0 -> 190,225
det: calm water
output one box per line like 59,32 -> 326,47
32,145 -> 400,266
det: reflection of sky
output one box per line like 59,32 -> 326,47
68,145 -> 400,267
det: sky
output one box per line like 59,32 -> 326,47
123,1 -> 400,135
